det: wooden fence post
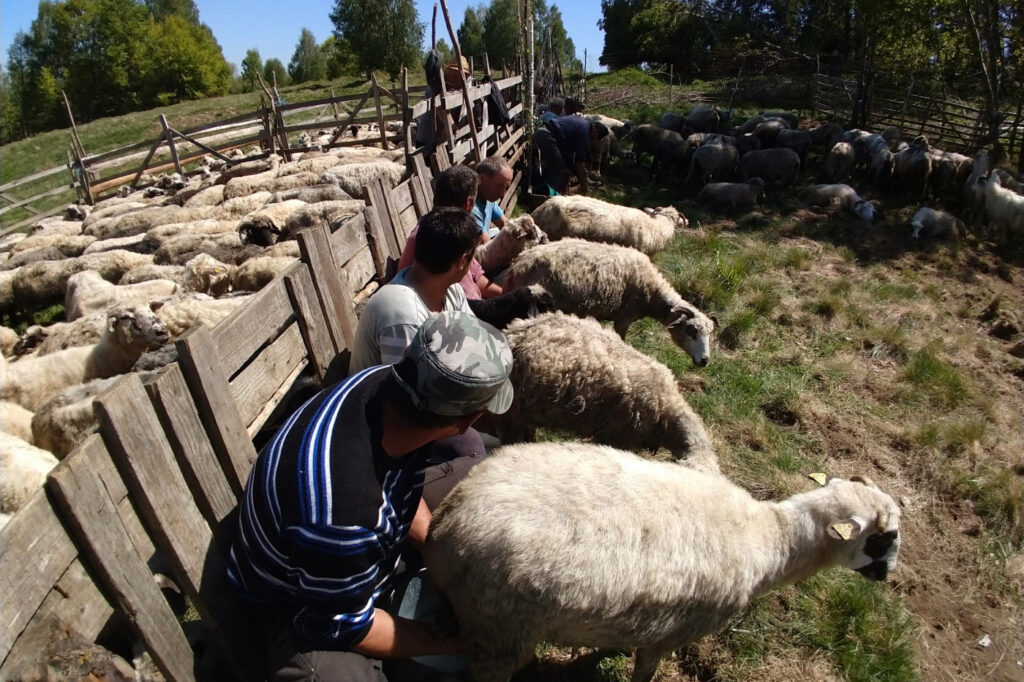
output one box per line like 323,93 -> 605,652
370,73 -> 390,151
159,115 -> 183,177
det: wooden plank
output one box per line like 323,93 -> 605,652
342,246 -> 378,295
95,376 -> 258,680
329,211 -> 371,266
410,172 -> 430,218
297,224 -> 358,350
211,276 -> 293,379
47,439 -> 196,682
230,322 -> 307,431
398,204 -> 418,242
392,180 -> 414,214
1,558 -> 115,678
0,488 -> 79,659
365,177 -> 402,256
496,126 -> 525,160
0,165 -> 68,193
451,139 -> 473,164
361,204 -> 390,276
144,365 -> 239,532
285,263 -> 336,381
506,103 -> 524,118
410,152 -> 434,208
0,185 -> 71,217
175,325 -> 258,494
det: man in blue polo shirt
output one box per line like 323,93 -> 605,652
471,155 -> 512,239
532,113 -> 609,195
228,311 -> 514,681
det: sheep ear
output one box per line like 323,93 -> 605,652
827,518 -> 864,541
849,474 -> 877,489
708,313 -> 719,327
643,207 -> 655,216
150,300 -> 165,312
670,304 -> 695,320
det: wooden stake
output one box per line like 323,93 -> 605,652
370,73 -> 390,151
439,0 -> 484,163
160,115 -> 183,177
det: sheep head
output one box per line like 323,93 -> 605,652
647,206 -> 689,231
238,217 -> 282,247
852,199 -> 876,223
796,476 -> 901,582
13,326 -> 48,356
107,307 -> 170,351
182,253 -> 233,296
666,304 -> 716,368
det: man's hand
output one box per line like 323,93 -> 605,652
407,497 -> 431,553
352,609 -> 462,658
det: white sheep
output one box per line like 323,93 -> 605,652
1,433 -> 59,513
1,400 -> 36,444
530,196 -> 686,255
31,376 -> 122,460
120,263 -> 186,286
182,184 -> 227,207
982,172 -> 1024,241
475,215 -> 548,274
268,184 -> 352,204
498,313 -> 718,471
318,160 -> 405,198
65,270 -> 178,321
218,191 -> 273,217
153,231 -> 262,266
14,315 -> 108,357
799,184 -> 876,222
1,308 -> 169,411
1,325 -> 19,357
230,256 -> 297,291
8,250 -> 154,313
144,219 -> 241,250
8,233 -> 95,257
234,200 -> 307,246
824,141 -> 855,183
426,444 -> 902,682
505,239 -> 717,366
151,293 -> 253,338
909,207 -> 963,239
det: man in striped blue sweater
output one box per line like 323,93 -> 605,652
228,311 -> 513,681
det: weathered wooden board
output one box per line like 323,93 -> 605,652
365,177 -> 403,257
342,246 -> 378,296
298,223 -> 358,350
96,375 -> 257,680
48,438 -> 196,682
329,211 -> 371,267
362,204 -> 391,273
176,325 -> 258,493
229,322 -> 308,431
145,364 -> 239,532
285,264 -> 336,381
211,275 -> 293,380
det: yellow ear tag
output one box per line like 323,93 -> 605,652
830,521 -> 855,540
808,472 -> 828,486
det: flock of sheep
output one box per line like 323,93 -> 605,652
13,101 -> 1016,679
585,105 -> 1023,243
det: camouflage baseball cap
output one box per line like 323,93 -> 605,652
392,311 -> 514,416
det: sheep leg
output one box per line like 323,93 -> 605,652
613,319 -> 631,339
631,646 -> 667,682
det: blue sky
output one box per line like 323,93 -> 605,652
1,1 -> 606,74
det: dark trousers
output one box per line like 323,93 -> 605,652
532,126 -> 569,194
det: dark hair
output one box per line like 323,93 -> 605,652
476,155 -> 510,178
433,165 -> 478,207
414,206 -> 480,274
384,363 -> 463,429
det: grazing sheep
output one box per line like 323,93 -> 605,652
466,285 -> 555,331
982,172 -> 1024,241
1,401 -> 35,444
475,215 -> 548,274
319,160 -> 406,198
697,177 -> 765,213
685,105 -> 721,133
588,114 -> 634,141
65,270 -> 177,321
685,143 -> 740,187
799,184 -> 876,222
268,184 -> 352,204
892,136 -> 932,202
761,111 -> 800,129
631,125 -> 683,166
230,256 -> 297,291
505,239 -> 717,366
751,119 -> 790,147
648,136 -> 690,178
775,129 -> 811,162
0,309 -> 169,411
853,134 -> 893,182
8,250 -> 153,314
928,150 -> 973,201
824,142 -> 856,183
151,293 -> 253,338
531,196 -> 686,255
738,148 -> 801,187
427,446 -> 901,682
1,433 -> 59,513
498,313 -> 717,469
31,376 -> 121,460
909,207 -> 963,239
809,122 -> 843,150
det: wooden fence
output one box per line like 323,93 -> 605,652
814,73 -> 1024,167
0,67 -> 526,680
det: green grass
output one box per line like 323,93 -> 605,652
902,348 -> 968,407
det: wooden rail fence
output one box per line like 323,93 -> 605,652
0,67 -> 526,681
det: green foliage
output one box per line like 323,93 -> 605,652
432,39 -> 454,67
481,0 -> 518,69
263,58 -> 290,89
903,348 -> 968,407
241,48 -> 263,93
322,36 -> 356,80
456,7 -> 486,59
143,15 -> 232,105
288,28 -> 328,84
330,0 -> 424,80
144,0 -> 199,23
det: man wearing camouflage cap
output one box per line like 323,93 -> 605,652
228,311 -> 513,680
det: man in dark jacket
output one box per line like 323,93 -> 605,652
532,114 -> 609,195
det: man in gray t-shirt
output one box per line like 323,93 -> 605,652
349,207 -> 478,374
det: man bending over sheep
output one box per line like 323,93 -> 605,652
397,165 -> 502,300
228,312 -> 513,682
532,114 -> 609,195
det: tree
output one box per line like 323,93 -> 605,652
240,48 -> 263,92
457,7 -> 486,58
481,0 -> 518,67
144,0 -> 199,23
598,0 -> 643,69
322,35 -> 356,79
537,4 -> 580,73
141,14 -> 231,105
288,28 -> 327,83
263,58 -> 290,88
330,0 -> 424,80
